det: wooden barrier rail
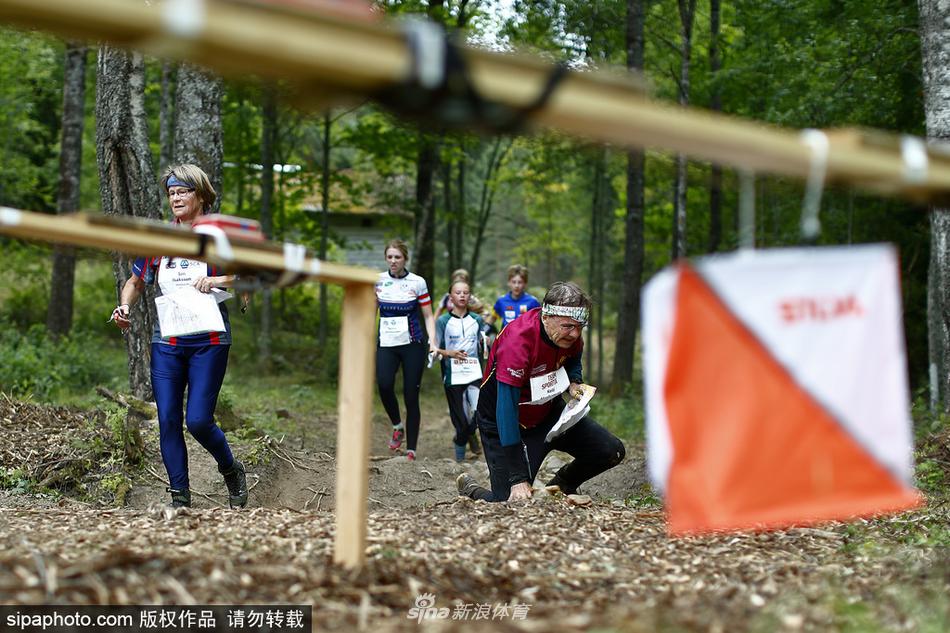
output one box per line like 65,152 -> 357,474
0,0 -> 949,203
0,207 -> 377,568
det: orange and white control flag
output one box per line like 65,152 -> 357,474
643,244 -> 922,535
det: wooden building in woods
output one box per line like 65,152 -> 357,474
302,204 -> 413,268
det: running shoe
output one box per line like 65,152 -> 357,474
166,487 -> 191,508
220,459 -> 248,508
406,449 -> 416,461
467,433 -> 482,455
388,427 -> 405,450
456,473 -> 481,498
546,471 -> 578,496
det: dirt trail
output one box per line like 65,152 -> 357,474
123,400 -> 647,512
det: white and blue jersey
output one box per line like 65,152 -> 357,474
375,270 -> 431,346
436,310 -> 484,385
493,291 -> 541,329
132,256 -> 231,347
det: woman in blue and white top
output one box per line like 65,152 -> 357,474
435,279 -> 484,462
375,239 -> 437,461
110,164 -> 247,509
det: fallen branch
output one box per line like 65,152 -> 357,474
95,386 -> 155,419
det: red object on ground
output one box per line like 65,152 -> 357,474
192,214 -> 265,242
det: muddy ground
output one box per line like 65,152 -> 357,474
1,395 -> 948,632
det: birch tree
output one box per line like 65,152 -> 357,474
919,0 -> 950,412
671,0 -> 697,260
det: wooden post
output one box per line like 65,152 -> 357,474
333,282 -> 377,568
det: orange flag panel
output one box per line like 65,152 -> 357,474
663,266 -> 921,535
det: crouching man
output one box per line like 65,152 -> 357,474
457,281 -> 625,502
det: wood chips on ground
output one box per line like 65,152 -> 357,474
1,498 -> 947,632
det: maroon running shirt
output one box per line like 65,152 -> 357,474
481,307 -> 583,429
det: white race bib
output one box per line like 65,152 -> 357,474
450,357 -> 482,385
379,316 -> 411,347
155,258 -> 225,338
155,287 -> 226,338
523,366 -> 570,405
505,309 -> 516,321
157,257 -> 205,296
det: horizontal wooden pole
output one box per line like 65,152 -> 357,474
1,0 -> 949,204
0,208 -> 379,286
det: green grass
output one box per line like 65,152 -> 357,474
591,385 -> 644,442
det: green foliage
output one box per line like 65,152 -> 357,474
222,370 -> 340,443
0,467 -> 34,494
99,472 -> 132,501
0,1 -> 940,406
623,482 -> 662,510
0,242 -> 128,403
591,385 -> 644,442
0,29 -> 63,212
0,320 -> 123,400
911,396 -> 950,498
915,458 -> 946,495
71,259 -> 123,334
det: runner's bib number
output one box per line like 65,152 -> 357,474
450,358 -> 482,385
379,316 -> 411,347
523,366 -> 570,405
155,257 -> 225,338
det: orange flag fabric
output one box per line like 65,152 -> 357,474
642,245 -> 922,535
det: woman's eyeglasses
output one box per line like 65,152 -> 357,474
168,188 -> 195,199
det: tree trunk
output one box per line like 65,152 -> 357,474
319,111 -> 331,349
47,42 -> 87,339
442,155 -> 456,272
708,0 -> 723,253
259,85 -> 278,366
672,0 -> 697,260
96,46 -> 161,400
414,134 -> 438,288
596,149 -> 608,385
587,155 -> 601,378
172,64 -> 223,209
456,144 -> 466,276
611,0 -> 646,397
158,61 -> 176,173
234,88 -> 249,216
918,0 -> 950,412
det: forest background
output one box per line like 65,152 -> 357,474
0,0 -> 942,438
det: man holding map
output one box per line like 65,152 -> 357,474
457,281 -> 626,502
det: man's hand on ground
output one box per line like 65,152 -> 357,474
507,482 -> 533,502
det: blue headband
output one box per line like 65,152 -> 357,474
166,175 -> 194,191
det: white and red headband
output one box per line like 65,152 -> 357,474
541,303 -> 589,326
